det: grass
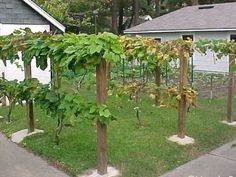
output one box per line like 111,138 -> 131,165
1,93 -> 236,177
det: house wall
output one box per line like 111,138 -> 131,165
0,0 -> 48,25
135,31 -> 233,73
0,24 -> 51,84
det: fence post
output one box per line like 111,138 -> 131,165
24,61 -> 34,133
165,66 -> 168,86
210,74 -> 213,100
191,53 -> 194,86
1,60 -> 7,106
96,59 -> 108,175
1,72 -> 7,106
155,64 -> 161,106
122,59 -> 125,86
227,55 -> 235,123
177,49 -> 188,138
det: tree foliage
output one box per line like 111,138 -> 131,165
33,0 -> 236,34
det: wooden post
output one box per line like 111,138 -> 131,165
122,59 -> 125,86
24,61 -> 34,133
177,49 -> 188,139
1,72 -> 7,106
142,64 -> 145,84
54,69 -> 63,145
96,59 -> 107,175
155,64 -> 161,106
227,55 -> 235,123
210,74 -> 213,100
165,66 -> 168,86
107,63 -> 112,80
1,60 -> 7,106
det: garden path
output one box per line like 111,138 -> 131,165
0,133 -> 68,177
160,139 -> 236,177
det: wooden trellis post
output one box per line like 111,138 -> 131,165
96,59 -> 108,175
24,61 -> 34,133
227,55 -> 235,123
177,49 -> 188,138
1,72 -> 6,106
107,63 -> 112,80
1,60 -> 7,106
54,69 -> 63,146
155,64 -> 161,106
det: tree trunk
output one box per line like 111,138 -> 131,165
155,0 -> 161,17
109,0 -> 115,79
191,0 -> 199,5
118,0 -> 124,34
147,0 -> 151,5
227,55 -> 235,123
177,50 -> 188,139
24,61 -> 35,133
133,0 -> 139,26
96,59 -> 108,175
111,0 -> 118,34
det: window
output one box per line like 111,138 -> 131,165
182,35 -> 194,41
230,35 -> 236,42
155,38 -> 162,43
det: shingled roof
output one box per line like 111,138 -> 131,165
124,2 -> 236,34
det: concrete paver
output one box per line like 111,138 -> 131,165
211,140 -> 236,161
160,140 -> 236,177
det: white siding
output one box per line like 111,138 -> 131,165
137,31 -> 230,73
137,32 -> 181,42
194,32 -> 229,73
0,24 -> 51,84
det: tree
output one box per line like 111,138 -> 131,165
155,0 -> 161,17
191,0 -> 199,5
33,0 -> 236,34
118,0 -> 125,34
34,0 -> 69,22
111,0 -> 118,34
133,0 -> 140,25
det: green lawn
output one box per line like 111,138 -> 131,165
0,95 -> 236,177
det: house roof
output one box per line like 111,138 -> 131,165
124,2 -> 236,34
23,0 -> 65,32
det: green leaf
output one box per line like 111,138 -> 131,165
45,92 -> 58,102
64,46 -> 76,54
89,106 -> 97,114
102,109 -> 111,118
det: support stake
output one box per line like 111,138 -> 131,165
24,61 -> 34,133
227,55 -> 235,123
155,64 -> 161,106
1,72 -> 7,106
177,49 -> 188,139
96,59 -> 108,175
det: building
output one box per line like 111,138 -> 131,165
0,0 -> 65,84
124,2 -> 236,73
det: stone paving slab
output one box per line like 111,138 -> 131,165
0,133 -> 69,177
210,140 -> 236,161
160,147 -> 236,177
